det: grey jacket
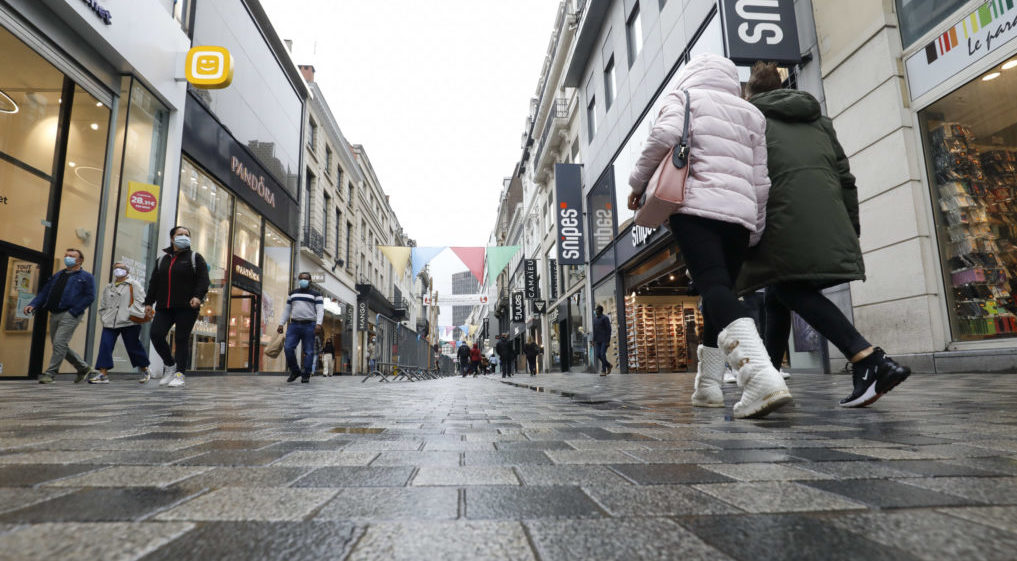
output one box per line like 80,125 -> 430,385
99,279 -> 146,329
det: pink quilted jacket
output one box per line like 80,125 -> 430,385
629,54 -> 770,245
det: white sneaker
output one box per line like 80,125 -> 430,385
780,368 -> 790,379
723,366 -> 737,384
719,318 -> 792,419
138,368 -> 151,384
159,366 -> 175,386
167,372 -> 185,387
691,345 -> 725,408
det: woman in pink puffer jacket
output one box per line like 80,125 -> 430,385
627,53 -> 791,419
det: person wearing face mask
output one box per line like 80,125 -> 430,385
93,262 -> 152,384
144,226 -> 210,388
24,249 -> 97,384
277,272 -> 324,383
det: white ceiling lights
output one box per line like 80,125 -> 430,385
0,89 -> 18,114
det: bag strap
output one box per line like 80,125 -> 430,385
673,89 -> 692,166
128,283 -> 134,303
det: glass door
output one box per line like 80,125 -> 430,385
0,255 -> 43,377
227,287 -> 259,371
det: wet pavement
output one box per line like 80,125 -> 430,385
0,371 -> 1016,560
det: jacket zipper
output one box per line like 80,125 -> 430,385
167,255 -> 179,308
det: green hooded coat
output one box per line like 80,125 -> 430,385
737,89 -> 865,294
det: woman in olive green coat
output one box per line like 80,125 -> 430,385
740,62 -> 910,408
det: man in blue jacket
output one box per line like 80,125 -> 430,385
593,305 -> 612,376
24,249 -> 97,384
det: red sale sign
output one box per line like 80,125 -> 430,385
125,181 -> 160,223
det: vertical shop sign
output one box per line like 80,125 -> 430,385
554,163 -> 586,265
124,182 -> 160,223
357,298 -> 368,331
511,291 -> 525,322
549,259 -> 559,300
524,259 -> 539,298
718,0 -> 801,65
588,173 -> 617,256
482,317 -> 489,338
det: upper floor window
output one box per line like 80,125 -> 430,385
626,3 -> 642,66
325,146 -> 333,172
604,56 -> 616,110
308,118 -> 318,151
587,96 -> 597,141
171,0 -> 195,35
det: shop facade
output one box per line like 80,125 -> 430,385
565,0 -> 829,373
0,0 -> 189,378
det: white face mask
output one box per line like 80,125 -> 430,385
113,268 -> 128,279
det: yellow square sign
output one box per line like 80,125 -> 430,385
185,46 -> 233,89
125,181 -> 160,223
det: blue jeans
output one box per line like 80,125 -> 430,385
284,323 -> 316,375
595,341 -> 611,373
96,325 -> 150,370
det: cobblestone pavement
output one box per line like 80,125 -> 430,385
1,371 -> 1016,560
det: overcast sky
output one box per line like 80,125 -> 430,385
260,0 -> 559,329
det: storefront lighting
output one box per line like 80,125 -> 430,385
89,123 -> 99,130
669,274 -> 675,281
0,89 -> 18,114
983,72 -> 1001,81
68,162 -> 76,167
1003,59 -> 1017,70
96,101 -> 103,107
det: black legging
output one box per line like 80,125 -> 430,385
151,307 -> 200,372
669,214 -> 751,347
764,283 -> 871,367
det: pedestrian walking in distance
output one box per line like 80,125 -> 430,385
23,248 -> 97,384
470,343 -> 482,377
628,53 -> 790,419
94,262 -> 152,384
278,272 -> 324,383
322,337 -> 335,377
523,338 -> 543,376
593,305 -> 613,376
740,61 -> 910,408
145,226 -> 210,388
457,341 -> 471,376
495,334 -> 513,378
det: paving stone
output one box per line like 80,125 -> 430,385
348,521 -> 535,561
494,441 -> 573,451
0,451 -> 108,464
179,440 -> 279,453
702,463 -> 835,482
0,487 -> 200,523
900,477 -> 1017,505
697,439 -> 786,450
0,522 -> 195,561
784,448 -> 874,462
585,485 -> 741,516
369,451 -> 461,467
342,440 -> 424,451
796,461 -> 918,480
45,466 -> 211,488
413,466 -> 519,486
155,488 -> 337,521
292,466 -> 414,487
175,467 -> 311,491
0,464 -> 100,487
609,464 -> 736,485
544,450 -> 645,464
693,482 -> 866,513
465,486 -> 604,519
702,450 -> 798,464
0,488 -> 74,514
828,510 -> 1017,561
138,521 -> 359,561
941,456 -> 1017,475
513,465 -> 632,486
679,514 -> 922,561
258,440 -> 350,452
937,506 -> 1017,534
174,450 -> 289,466
424,441 -> 496,451
803,479 -> 984,508
623,450 -> 723,464
563,440 -> 653,450
880,460 -> 1006,477
315,487 -> 458,520
526,517 -> 733,561
463,451 -> 552,466
271,451 -> 379,467
92,451 -> 202,465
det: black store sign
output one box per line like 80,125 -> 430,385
356,299 -> 369,332
554,163 -> 586,265
549,259 -> 558,300
511,291 -> 525,322
524,259 -> 539,298
482,317 -> 489,338
532,300 -> 547,314
231,256 -> 262,294
182,95 -> 300,237
719,0 -> 801,66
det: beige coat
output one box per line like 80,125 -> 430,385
99,279 -> 146,329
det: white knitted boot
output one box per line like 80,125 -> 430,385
691,345 -> 725,408
719,318 -> 792,419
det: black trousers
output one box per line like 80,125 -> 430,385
500,358 -> 511,376
669,214 -> 751,347
151,307 -> 200,372
526,356 -> 537,374
764,283 -> 871,367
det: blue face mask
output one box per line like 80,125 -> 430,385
173,235 -> 191,249
298,279 -> 310,289
64,256 -> 78,267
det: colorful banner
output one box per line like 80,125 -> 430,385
451,246 -> 486,285
486,245 -> 520,283
411,246 -> 447,279
423,294 -> 490,306
378,246 -> 411,277
125,181 -> 160,223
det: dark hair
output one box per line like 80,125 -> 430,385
170,225 -> 191,238
298,271 -> 311,279
596,305 -> 604,313
747,61 -> 782,97
66,248 -> 84,262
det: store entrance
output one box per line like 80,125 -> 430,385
0,250 -> 45,377
227,287 -> 260,372
558,318 -> 570,372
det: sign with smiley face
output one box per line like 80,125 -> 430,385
185,46 -> 234,89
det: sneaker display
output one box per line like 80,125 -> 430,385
167,372 -> 185,387
88,373 -> 110,384
138,369 -> 151,384
840,348 -> 911,408
38,374 -> 54,384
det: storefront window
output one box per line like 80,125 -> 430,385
233,200 -> 262,266
178,158 -> 234,369
570,289 -> 588,368
896,0 -> 969,48
261,222 -> 292,372
919,58 -> 1017,341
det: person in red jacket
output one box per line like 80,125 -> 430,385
469,343 -> 482,377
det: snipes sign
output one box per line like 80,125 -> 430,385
554,163 -> 586,265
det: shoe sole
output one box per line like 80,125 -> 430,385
734,390 -> 793,419
841,367 -> 911,408
691,399 -> 724,408
88,380 -> 109,384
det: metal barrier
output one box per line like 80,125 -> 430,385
361,314 -> 455,382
